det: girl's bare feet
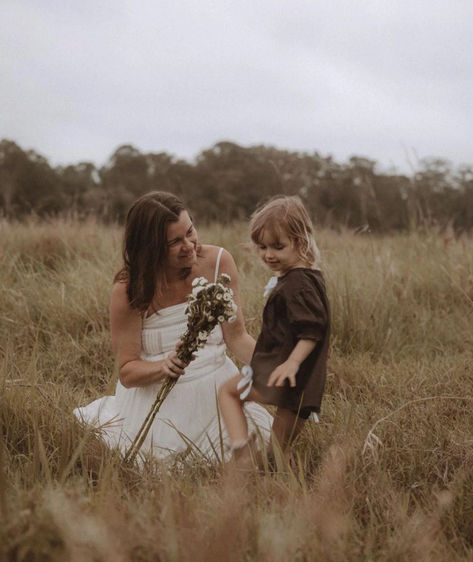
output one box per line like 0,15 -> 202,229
230,433 -> 258,471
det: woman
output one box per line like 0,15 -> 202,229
74,191 -> 272,461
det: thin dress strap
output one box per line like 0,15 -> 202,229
214,247 -> 224,282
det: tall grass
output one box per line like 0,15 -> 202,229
1,218 -> 472,561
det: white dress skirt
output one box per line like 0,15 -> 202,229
74,267 -> 273,462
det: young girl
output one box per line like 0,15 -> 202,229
218,195 -> 330,466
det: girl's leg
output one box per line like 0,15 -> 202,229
218,374 -> 264,446
218,375 -> 266,467
271,407 -> 306,453
219,379 -> 306,469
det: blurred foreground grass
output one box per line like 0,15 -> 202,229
1,217 -> 473,561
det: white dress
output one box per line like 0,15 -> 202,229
74,249 -> 273,461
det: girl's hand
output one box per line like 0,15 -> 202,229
162,351 -> 187,379
267,339 -> 316,388
267,359 -> 299,388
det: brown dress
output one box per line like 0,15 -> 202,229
250,268 -> 330,417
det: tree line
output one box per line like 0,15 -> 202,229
1,138 -> 472,231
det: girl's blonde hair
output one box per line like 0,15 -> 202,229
250,195 -> 321,269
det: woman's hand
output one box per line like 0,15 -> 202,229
162,351 -> 187,379
267,358 -> 299,387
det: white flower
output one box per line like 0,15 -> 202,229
216,293 -> 222,300
207,315 -> 214,322
198,331 -> 207,341
192,286 -> 205,296
220,273 -> 231,283
192,276 -> 208,287
223,292 -> 231,301
218,315 -> 225,322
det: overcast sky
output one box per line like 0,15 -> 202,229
1,0 -> 472,173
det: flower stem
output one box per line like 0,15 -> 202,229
123,377 -> 177,465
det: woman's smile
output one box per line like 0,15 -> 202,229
166,211 -> 199,269
179,247 -> 196,261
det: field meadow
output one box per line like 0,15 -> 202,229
1,218 -> 472,561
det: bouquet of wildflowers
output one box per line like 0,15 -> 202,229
178,273 -> 237,362
124,274 -> 237,464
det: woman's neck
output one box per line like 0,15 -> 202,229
165,266 -> 192,283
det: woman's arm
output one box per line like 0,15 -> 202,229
110,282 -> 186,388
218,249 -> 256,364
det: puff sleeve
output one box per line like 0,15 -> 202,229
286,287 -> 327,341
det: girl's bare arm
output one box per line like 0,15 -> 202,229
267,339 -> 317,387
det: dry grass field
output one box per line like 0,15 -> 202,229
1,218 -> 472,561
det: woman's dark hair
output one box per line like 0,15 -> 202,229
115,191 -> 186,312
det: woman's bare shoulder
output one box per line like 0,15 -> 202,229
200,244 -> 235,258
199,245 -> 236,268
198,244 -> 221,259
110,280 -> 132,314
195,245 -> 236,280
